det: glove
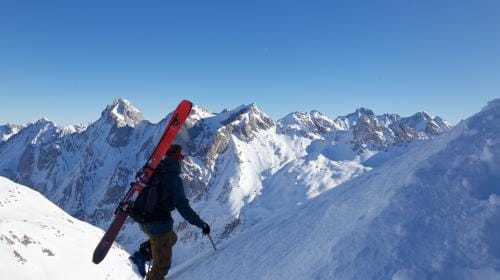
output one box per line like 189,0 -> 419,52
202,223 -> 210,235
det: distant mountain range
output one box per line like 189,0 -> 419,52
0,99 -> 452,266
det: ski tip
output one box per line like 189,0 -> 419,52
180,99 -> 193,111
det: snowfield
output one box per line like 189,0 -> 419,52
0,177 -> 139,280
169,101 -> 500,280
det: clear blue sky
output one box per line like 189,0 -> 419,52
1,0 -> 499,125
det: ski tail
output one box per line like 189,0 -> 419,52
92,211 -> 128,264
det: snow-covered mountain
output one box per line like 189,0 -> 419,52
0,98 -> 452,266
0,176 -> 138,280
0,124 -> 25,144
169,100 -> 500,280
279,107 -> 452,150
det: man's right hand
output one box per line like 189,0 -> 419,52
202,223 -> 210,235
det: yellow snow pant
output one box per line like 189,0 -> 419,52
146,231 -> 178,280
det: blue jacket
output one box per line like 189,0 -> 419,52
139,157 -> 205,235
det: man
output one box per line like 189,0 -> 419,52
130,144 -> 210,280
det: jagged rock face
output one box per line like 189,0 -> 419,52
352,115 -> 386,148
220,104 -> 274,141
310,110 -> 339,134
0,100 -> 156,227
101,98 -> 144,127
0,99 -> 453,265
186,104 -> 274,169
279,108 -> 452,153
0,119 -> 63,189
335,107 -> 377,130
0,124 -> 25,144
277,110 -> 338,138
277,111 -> 318,138
388,112 -> 452,143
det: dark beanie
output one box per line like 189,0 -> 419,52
167,144 -> 184,160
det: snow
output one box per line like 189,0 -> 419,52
277,110 -> 339,138
102,98 -> 144,127
0,124 -> 25,143
188,104 -> 215,121
0,99 -> 458,276
62,123 -> 88,134
0,177 -> 139,280
169,100 -> 500,279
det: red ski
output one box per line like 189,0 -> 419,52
92,99 -> 192,264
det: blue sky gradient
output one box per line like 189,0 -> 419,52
1,0 -> 499,125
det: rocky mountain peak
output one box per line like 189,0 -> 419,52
409,111 -> 433,123
354,107 -> 376,117
277,111 -> 320,138
188,104 -> 215,122
335,107 -> 377,130
100,98 -> 144,127
31,118 -> 58,129
309,110 -> 339,133
433,116 -> 452,129
24,118 -> 57,135
218,103 -> 274,141
278,110 -> 337,137
35,117 -> 51,124
0,124 -> 25,143
222,103 -> 261,118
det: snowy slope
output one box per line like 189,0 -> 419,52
0,177 -> 138,280
169,100 -> 500,280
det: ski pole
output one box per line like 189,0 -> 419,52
207,234 -> 217,251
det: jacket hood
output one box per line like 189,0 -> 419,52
156,156 -> 181,174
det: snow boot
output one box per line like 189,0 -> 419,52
129,251 -> 148,278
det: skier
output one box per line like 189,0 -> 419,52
129,144 -> 210,279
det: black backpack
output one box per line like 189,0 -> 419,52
128,173 -> 163,223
